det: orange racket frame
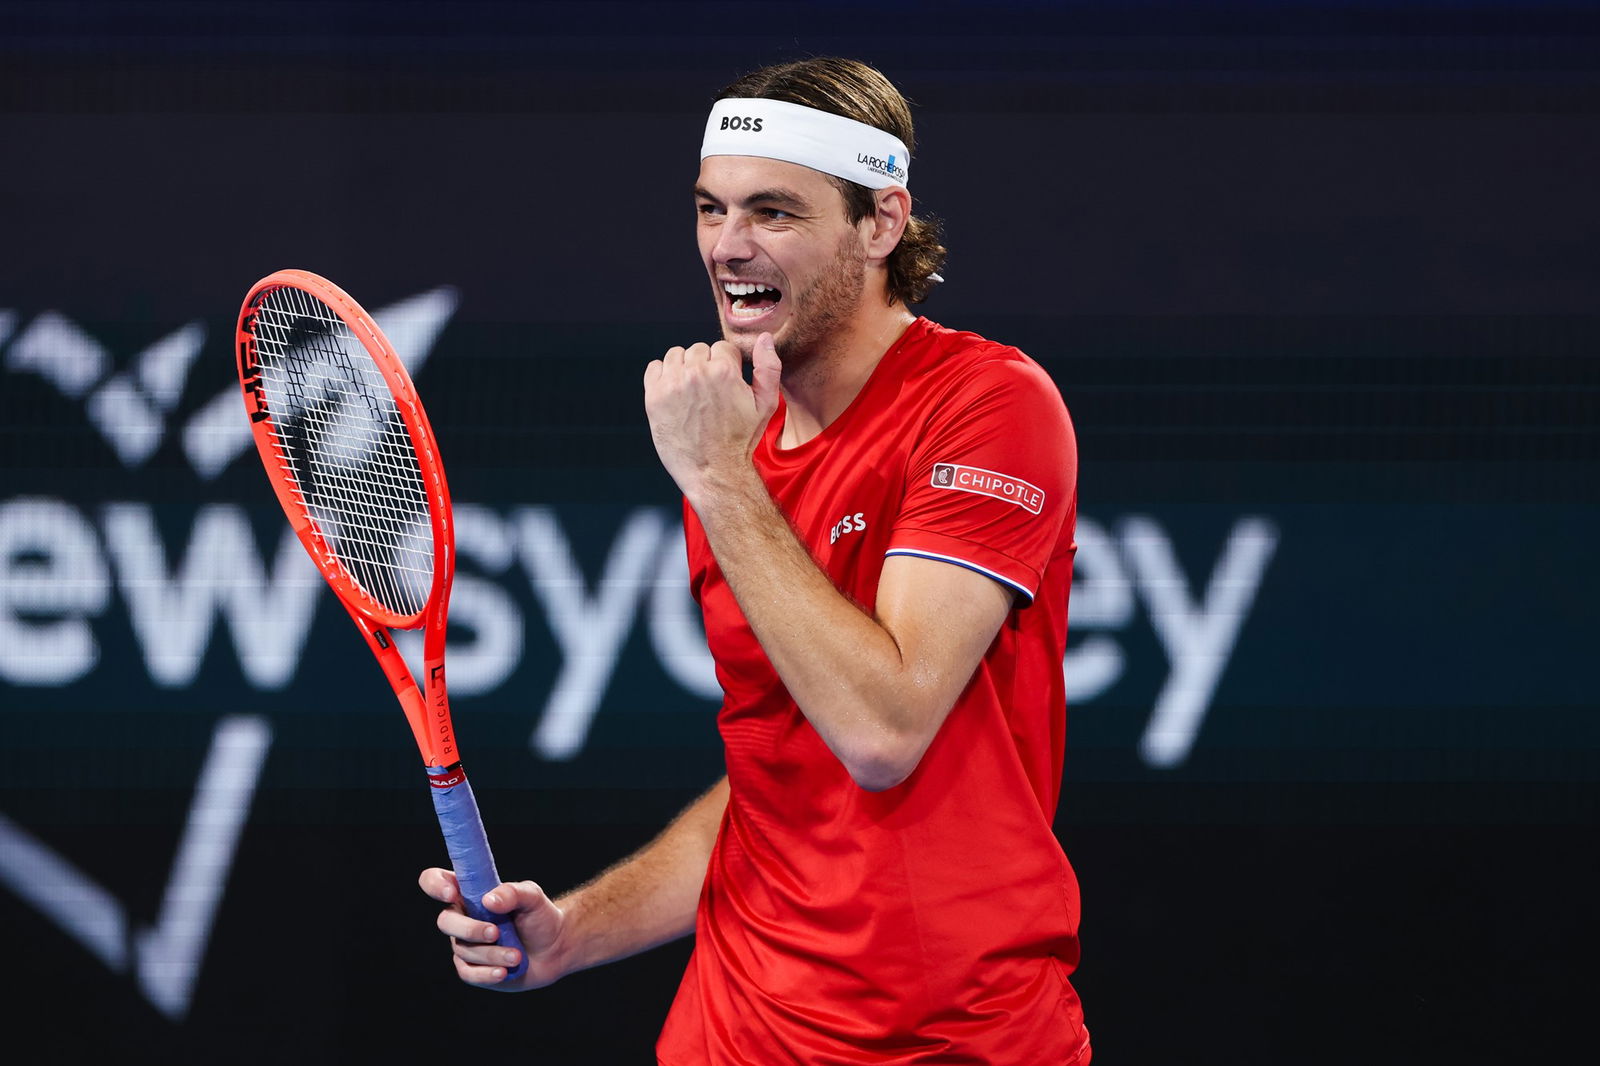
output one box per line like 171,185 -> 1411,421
237,268 -> 459,767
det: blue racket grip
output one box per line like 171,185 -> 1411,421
428,767 -> 528,981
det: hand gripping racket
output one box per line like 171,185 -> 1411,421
236,269 -> 526,979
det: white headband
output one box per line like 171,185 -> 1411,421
701,97 -> 910,189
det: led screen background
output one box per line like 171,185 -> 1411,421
2,3 -> 1596,1062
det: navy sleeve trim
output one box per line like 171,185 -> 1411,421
883,547 -> 1035,607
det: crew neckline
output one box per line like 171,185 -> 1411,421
758,317 -> 933,468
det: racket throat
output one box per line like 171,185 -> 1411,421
393,680 -> 458,769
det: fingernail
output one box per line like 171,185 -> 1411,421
503,950 -> 520,965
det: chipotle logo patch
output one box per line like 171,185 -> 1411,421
930,463 -> 1045,514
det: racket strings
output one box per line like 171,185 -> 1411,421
258,289 -> 433,615
249,286 -> 435,618
258,302 -> 432,616
254,295 -> 431,616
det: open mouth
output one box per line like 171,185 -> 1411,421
722,280 -> 783,322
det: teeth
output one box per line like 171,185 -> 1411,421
722,282 -> 777,297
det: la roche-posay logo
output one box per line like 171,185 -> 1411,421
857,151 -> 906,183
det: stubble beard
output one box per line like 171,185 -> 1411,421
720,231 -> 867,379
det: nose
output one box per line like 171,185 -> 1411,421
710,212 -> 757,266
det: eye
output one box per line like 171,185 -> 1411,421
757,207 -> 791,220
696,201 -> 723,216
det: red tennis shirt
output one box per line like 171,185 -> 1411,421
657,318 -> 1089,1065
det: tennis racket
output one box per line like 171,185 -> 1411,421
235,268 -> 526,980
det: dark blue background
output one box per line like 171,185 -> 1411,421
2,2 -> 1596,1062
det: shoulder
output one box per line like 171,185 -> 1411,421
908,320 -> 1072,435
910,319 -> 1064,396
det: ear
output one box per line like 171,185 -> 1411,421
863,185 -> 911,261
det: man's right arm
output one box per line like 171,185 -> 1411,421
421,775 -> 727,990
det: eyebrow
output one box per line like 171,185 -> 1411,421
693,184 -> 812,213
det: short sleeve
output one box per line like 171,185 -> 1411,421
887,356 -> 1076,606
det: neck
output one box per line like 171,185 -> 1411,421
778,302 -> 917,447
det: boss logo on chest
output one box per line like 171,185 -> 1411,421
828,511 -> 868,545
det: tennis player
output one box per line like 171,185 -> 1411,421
422,56 -> 1090,1064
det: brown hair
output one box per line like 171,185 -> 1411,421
715,57 -> 947,306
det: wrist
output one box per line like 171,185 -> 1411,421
542,891 -> 590,979
683,457 -> 767,520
